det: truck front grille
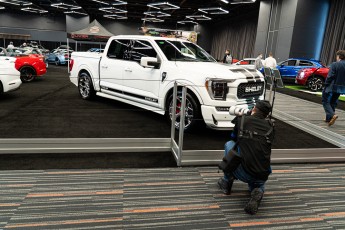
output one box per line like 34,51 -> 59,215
237,82 -> 264,99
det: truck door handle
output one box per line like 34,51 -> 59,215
101,65 -> 108,69
125,68 -> 132,72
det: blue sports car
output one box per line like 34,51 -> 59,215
276,58 -> 323,79
46,49 -> 71,66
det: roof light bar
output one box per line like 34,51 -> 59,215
231,0 -> 256,4
186,15 -> 212,21
177,20 -> 198,25
64,10 -> 88,16
147,2 -> 180,10
112,0 -> 127,6
91,0 -> 109,5
143,11 -> 171,17
198,7 -> 229,14
0,0 -> 32,6
99,7 -> 127,13
21,7 -> 48,14
51,3 -> 81,10
142,17 -> 164,23
220,0 -> 229,3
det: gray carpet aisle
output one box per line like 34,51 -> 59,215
1,164 -> 345,229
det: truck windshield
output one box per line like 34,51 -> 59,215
155,40 -> 216,62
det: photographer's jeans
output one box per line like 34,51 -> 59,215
322,89 -> 340,121
224,141 -> 266,193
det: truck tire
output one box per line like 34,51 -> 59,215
78,72 -> 95,100
20,67 -> 36,83
166,92 -> 201,131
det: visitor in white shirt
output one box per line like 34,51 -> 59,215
7,42 -> 14,50
264,52 -> 277,69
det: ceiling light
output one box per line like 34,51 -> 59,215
51,3 -> 81,10
220,0 -> 229,3
104,14 -> 127,19
91,0 -> 109,4
21,7 -> 48,14
177,21 -> 198,25
99,7 -> 127,13
147,2 -> 180,10
186,15 -> 212,21
112,0 -> 127,6
231,0 -> 256,4
64,11 -> 88,16
0,0 -> 32,6
142,17 -> 164,23
144,11 -> 171,17
198,7 -> 229,14
0,6 -> 4,9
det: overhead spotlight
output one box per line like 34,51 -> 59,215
104,14 -> 127,19
220,0 -> 229,3
64,10 -> 88,16
142,17 -> 164,23
51,3 -> 81,10
147,2 -> 180,10
186,15 -> 212,21
0,0 -> 32,6
144,11 -> 171,17
91,0 -> 109,5
198,7 -> 229,14
99,7 -> 127,13
177,20 -> 198,25
21,7 -> 48,14
112,0 -> 127,6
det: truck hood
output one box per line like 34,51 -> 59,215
174,62 -> 261,80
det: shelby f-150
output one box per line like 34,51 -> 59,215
69,35 -> 265,130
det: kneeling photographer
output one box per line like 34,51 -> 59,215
218,100 -> 275,215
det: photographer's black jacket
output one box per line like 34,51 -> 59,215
231,113 -> 275,180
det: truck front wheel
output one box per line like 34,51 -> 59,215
166,92 -> 201,131
78,72 -> 95,100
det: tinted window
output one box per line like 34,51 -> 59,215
126,40 -> 157,63
107,39 -> 130,59
299,60 -> 313,66
281,60 -> 296,66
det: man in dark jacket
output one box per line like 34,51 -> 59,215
218,100 -> 274,215
322,50 -> 345,126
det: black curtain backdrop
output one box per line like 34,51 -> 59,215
210,18 -> 258,61
320,0 -> 345,65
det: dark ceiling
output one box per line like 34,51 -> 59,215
0,0 -> 260,24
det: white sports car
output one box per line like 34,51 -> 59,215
0,56 -> 22,94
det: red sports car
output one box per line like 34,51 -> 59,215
296,67 -> 329,91
1,47 -> 47,83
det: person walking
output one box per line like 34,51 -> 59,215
322,50 -> 345,126
264,52 -> 277,69
223,49 -> 233,64
255,54 -> 264,70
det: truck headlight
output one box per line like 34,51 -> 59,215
205,79 -> 234,100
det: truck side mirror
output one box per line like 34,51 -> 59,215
141,57 -> 160,69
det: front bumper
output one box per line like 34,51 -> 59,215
4,78 -> 22,93
201,103 -> 253,130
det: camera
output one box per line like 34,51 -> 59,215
229,106 -> 252,116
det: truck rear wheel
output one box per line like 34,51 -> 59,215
166,92 -> 201,131
78,72 -> 95,100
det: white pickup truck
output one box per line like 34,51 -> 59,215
69,35 -> 265,130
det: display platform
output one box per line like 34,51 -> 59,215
0,164 -> 344,229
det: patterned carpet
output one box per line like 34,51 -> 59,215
1,164 -> 345,229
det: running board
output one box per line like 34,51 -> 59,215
97,92 -> 165,115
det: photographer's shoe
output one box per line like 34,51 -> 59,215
328,115 -> 338,126
244,188 -> 264,215
217,177 -> 234,195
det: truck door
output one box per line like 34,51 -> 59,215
99,39 -> 130,92
121,39 -> 162,106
